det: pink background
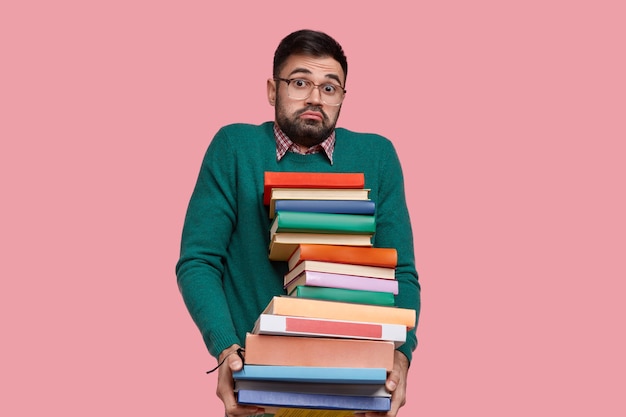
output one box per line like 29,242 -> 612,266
2,1 -> 625,415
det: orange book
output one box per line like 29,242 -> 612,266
288,244 -> 398,270
262,296 -> 416,329
244,333 -> 395,371
263,172 -> 365,205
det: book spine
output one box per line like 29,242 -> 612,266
263,314 -> 384,338
235,380 -> 391,397
290,285 -> 395,306
274,211 -> 376,235
269,235 -> 373,262
263,172 -> 365,205
232,365 -> 387,384
285,271 -> 399,295
270,297 -> 415,329
274,199 -> 376,215
253,314 -> 407,346
237,389 -> 391,412
244,334 -> 396,370
289,245 -> 397,270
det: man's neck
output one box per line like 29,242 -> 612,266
294,143 -> 313,153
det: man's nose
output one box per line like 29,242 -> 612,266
306,85 -> 324,105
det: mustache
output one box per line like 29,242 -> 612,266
296,106 -> 328,120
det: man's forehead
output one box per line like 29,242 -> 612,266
281,54 -> 344,80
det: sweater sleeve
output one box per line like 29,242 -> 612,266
372,139 -> 421,363
175,127 -> 242,359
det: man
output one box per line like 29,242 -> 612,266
176,29 -> 421,417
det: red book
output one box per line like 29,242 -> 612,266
288,244 -> 398,270
252,313 -> 407,346
244,333 -> 395,371
263,172 -> 365,205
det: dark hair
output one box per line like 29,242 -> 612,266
273,29 -> 348,84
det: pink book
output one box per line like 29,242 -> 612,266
284,270 -> 399,295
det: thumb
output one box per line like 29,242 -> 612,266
228,350 -> 243,371
386,374 -> 399,392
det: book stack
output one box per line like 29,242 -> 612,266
231,173 -> 416,415
284,244 -> 399,307
263,171 -> 375,261
234,296 -> 416,415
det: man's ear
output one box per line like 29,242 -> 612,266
267,78 -> 276,106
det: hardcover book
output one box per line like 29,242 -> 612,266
252,313 -> 406,346
244,333 -> 395,371
263,172 -> 365,205
270,211 -> 376,238
261,296 -> 416,329
234,380 -> 390,398
288,244 -> 397,271
288,285 -> 396,306
284,260 -> 395,283
284,271 -> 399,295
232,365 -> 387,384
237,389 -> 390,412
274,199 -> 375,218
269,233 -> 372,261
269,188 -> 371,218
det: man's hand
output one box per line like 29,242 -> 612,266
216,344 -> 265,417
365,350 -> 410,417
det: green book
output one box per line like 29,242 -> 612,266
289,285 -> 395,306
270,211 -> 376,237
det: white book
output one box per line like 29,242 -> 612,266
269,188 -> 370,218
269,233 -> 372,261
253,313 -> 407,347
284,260 -> 395,284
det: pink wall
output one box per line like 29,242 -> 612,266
2,1 -> 625,415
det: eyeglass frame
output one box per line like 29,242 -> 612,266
274,77 -> 347,106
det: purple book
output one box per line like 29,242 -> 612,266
237,389 -> 390,411
285,270 -> 398,295
274,199 -> 376,215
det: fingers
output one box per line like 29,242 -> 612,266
217,345 -> 264,416
223,404 -> 265,417
376,351 -> 410,416
218,362 -> 264,416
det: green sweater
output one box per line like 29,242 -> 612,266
176,122 -> 421,362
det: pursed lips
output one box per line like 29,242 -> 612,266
299,110 -> 324,121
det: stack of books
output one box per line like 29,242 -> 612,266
284,244 -> 399,307
235,296 -> 416,415
264,171 -> 375,261
230,173 -> 417,416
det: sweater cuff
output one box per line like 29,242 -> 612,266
396,343 -> 413,365
204,329 -> 242,360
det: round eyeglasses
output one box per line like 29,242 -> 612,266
275,78 -> 346,106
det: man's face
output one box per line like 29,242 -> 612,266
267,54 -> 345,148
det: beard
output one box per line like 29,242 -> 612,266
275,97 -> 341,148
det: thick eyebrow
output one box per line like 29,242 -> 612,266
287,67 -> 343,86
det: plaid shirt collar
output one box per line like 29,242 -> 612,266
273,123 -> 335,165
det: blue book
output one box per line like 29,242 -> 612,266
233,365 -> 387,384
274,199 -> 375,215
237,389 -> 391,412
